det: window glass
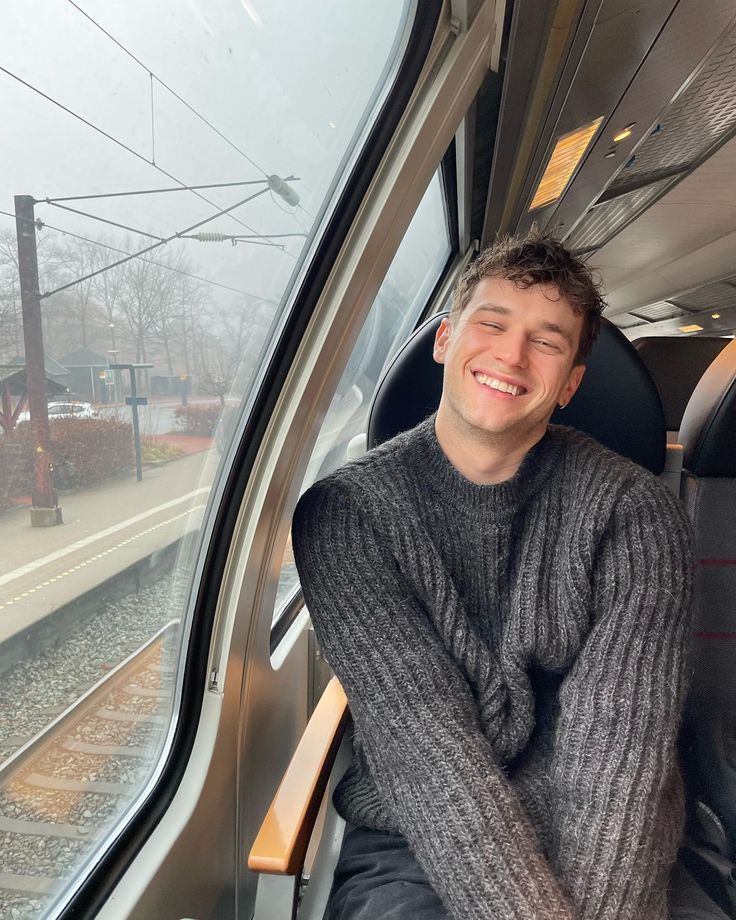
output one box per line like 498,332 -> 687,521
0,2 -> 412,916
275,171 -> 452,611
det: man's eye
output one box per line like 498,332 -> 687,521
533,338 -> 561,352
480,322 -> 502,330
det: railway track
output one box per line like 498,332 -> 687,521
0,621 -> 179,916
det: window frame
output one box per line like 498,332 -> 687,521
269,149 -> 459,649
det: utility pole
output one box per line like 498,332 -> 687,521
14,195 -> 62,526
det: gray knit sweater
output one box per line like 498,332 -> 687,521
292,417 -> 694,920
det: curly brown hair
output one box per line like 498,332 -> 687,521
450,230 -> 606,364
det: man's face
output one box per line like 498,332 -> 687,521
433,276 -> 586,444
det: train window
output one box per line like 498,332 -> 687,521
274,170 -> 452,616
0,2 -> 413,916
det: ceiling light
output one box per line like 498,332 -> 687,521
529,117 -> 604,211
679,324 -> 704,333
712,312 -> 721,319
613,123 -> 636,143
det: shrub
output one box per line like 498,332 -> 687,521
0,433 -> 32,510
173,402 -> 220,437
141,437 -> 185,464
0,418 -> 134,508
51,417 -> 134,489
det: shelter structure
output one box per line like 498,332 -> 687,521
0,365 -> 69,432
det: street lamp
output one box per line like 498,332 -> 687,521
106,350 -> 119,403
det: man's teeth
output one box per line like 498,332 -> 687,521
475,372 -> 525,396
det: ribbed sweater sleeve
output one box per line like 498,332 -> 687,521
293,479 -> 576,920
546,482 -> 694,919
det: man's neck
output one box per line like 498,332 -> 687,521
434,405 -> 546,485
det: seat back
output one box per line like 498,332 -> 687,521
634,336 -> 729,436
679,338 -> 736,874
368,312 -> 667,474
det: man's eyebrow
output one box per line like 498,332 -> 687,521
539,321 -> 573,346
474,304 -> 574,346
475,304 -> 511,316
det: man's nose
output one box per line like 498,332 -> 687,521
495,333 -> 528,368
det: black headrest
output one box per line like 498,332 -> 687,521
368,312 -> 666,474
633,336 -> 729,430
679,338 -> 736,476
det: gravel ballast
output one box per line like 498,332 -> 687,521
0,567 -> 190,919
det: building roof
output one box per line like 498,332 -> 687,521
0,366 -> 68,395
10,354 -> 70,377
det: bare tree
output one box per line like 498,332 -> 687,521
0,226 -> 69,360
193,301 -> 245,405
90,245 -> 129,364
194,297 -> 275,405
153,252 -> 204,377
54,236 -> 107,349
0,230 -> 22,359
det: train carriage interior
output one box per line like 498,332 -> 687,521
3,0 -> 736,918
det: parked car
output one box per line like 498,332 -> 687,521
15,401 -> 96,424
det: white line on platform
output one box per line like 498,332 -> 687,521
0,487 -> 210,590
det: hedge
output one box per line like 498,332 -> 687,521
173,402 -> 220,437
0,418 -> 134,509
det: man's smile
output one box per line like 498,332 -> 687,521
472,371 -> 528,397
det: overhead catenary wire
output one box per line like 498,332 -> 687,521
184,231 -> 307,241
65,0 -> 269,179
269,189 -> 298,217
0,63 -> 285,248
40,184 -> 273,299
43,198 -> 292,249
66,0 -> 310,236
45,201 -> 165,242
41,179 -> 270,204
0,208 -> 266,300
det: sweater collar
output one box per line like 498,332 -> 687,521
411,415 -> 563,520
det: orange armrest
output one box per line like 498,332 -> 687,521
248,677 -> 349,876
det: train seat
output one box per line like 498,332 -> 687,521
633,336 -> 729,440
631,335 -> 728,443
678,338 -> 736,917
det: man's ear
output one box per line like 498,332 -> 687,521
433,316 -> 451,365
560,363 -> 585,407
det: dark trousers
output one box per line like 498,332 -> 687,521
326,827 -> 731,920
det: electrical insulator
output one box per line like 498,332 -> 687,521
191,232 -> 229,242
268,174 -> 300,207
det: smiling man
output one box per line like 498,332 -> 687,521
293,232 -> 696,919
